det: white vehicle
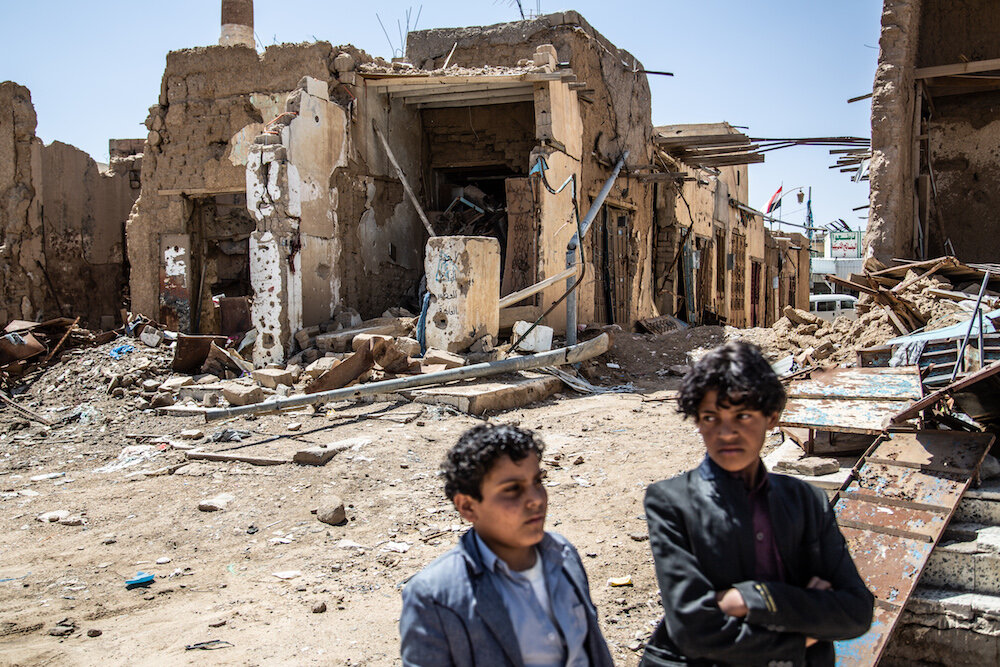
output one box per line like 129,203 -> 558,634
809,294 -> 858,322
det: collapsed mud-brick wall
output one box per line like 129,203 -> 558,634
407,12 -> 656,331
916,0 -> 1000,263
0,81 -> 45,325
866,0 -> 922,263
37,141 -> 136,329
0,82 -> 136,329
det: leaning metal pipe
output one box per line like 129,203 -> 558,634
951,270 -> 992,383
566,151 -> 629,346
202,333 -> 611,421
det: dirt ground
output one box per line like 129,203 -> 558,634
0,329 -> 732,666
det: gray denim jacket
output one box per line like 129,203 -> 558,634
400,530 -> 614,667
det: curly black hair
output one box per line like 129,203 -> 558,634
442,424 -> 545,500
678,341 -> 786,419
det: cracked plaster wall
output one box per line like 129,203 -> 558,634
406,12 -> 656,331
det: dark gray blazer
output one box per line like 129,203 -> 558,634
642,457 -> 874,667
399,529 -> 614,667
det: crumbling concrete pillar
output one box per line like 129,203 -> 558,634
247,138 -> 302,365
424,236 -> 500,353
220,0 -> 254,48
865,0 -> 922,263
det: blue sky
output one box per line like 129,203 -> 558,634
0,1 -> 881,231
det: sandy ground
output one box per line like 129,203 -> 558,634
0,330 -> 730,666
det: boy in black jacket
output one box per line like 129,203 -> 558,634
642,341 -> 873,666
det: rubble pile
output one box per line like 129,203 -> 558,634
734,256 -> 1000,368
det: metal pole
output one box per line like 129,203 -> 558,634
951,271 -> 991,383
203,333 -> 611,421
566,151 -> 629,345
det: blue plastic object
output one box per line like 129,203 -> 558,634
125,571 -> 155,589
109,344 -> 134,360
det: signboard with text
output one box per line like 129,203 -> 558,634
830,231 -> 862,258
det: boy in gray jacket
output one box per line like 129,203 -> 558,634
400,424 -> 613,667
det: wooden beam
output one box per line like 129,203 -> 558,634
158,186 -> 245,197
655,133 -> 749,148
417,94 -> 536,109
186,450 -> 290,466
499,265 -> 580,308
679,144 -> 758,158
915,57 -> 1000,80
388,81 -> 528,97
689,154 -> 765,167
400,86 -> 534,105
372,123 -> 436,237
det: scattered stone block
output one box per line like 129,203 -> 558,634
774,456 -> 841,476
405,373 -> 560,415
252,368 -> 295,389
198,492 -> 235,512
179,429 -> 204,440
221,382 -> 264,406
317,496 -> 347,525
304,357 -> 340,380
422,348 -> 466,369
150,392 -> 175,408
512,321 -> 553,353
37,510 -> 71,523
140,379 -> 161,392
315,318 -> 414,353
160,376 -> 194,392
139,326 -> 165,348
352,334 -> 393,352
783,305 -> 824,327
293,438 -> 366,466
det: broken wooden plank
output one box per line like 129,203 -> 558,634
499,265 -> 580,309
0,390 -> 52,426
41,317 -> 79,364
373,123 -> 435,237
915,57 -> 1000,80
186,450 -> 289,466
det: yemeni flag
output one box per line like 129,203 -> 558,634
765,185 -> 782,214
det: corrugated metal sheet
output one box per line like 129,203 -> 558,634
832,431 -> 995,667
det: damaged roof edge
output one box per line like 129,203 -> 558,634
405,11 -> 646,73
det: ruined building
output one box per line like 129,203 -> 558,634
0,82 -> 139,330
867,0 -> 1000,265
2,7 -> 810,361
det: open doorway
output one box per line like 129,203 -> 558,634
187,193 -> 255,335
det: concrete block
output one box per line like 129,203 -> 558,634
352,334 -> 394,352
177,383 -> 228,402
160,376 -> 194,392
300,76 -> 329,100
252,368 -> 295,388
304,356 -> 340,380
512,320 -> 553,353
404,372 -> 561,415
293,437 -> 368,465
425,236 -> 500,353
773,456 -> 840,476
316,319 -> 413,353
222,382 -> 264,406
422,348 -> 466,369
